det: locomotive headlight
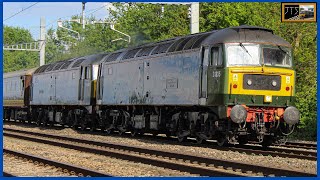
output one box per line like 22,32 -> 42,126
247,79 -> 252,86
272,80 -> 277,87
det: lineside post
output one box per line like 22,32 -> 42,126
190,3 -> 199,34
39,17 -> 46,66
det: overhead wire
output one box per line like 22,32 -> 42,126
87,4 -> 108,16
46,3 -> 109,28
4,2 -> 39,22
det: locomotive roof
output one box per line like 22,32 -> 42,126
102,25 -> 291,63
33,25 -> 291,74
201,25 -> 292,47
4,67 -> 37,78
34,53 -> 108,74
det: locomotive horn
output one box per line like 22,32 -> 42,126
283,106 -> 300,125
230,105 -> 247,124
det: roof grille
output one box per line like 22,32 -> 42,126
60,61 -> 72,70
122,49 -> 140,60
151,42 -> 173,55
175,36 -> 193,51
44,64 -> 55,72
105,52 -> 122,62
72,58 -> 85,68
35,64 -> 50,74
136,46 -> 155,57
52,62 -> 65,70
167,38 -> 186,52
192,33 -> 211,49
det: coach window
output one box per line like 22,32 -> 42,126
211,46 -> 222,67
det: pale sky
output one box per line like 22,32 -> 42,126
3,2 -> 111,39
3,2 -> 192,40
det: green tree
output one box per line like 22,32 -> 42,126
110,3 -> 190,46
3,26 -> 38,72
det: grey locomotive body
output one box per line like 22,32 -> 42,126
29,54 -> 104,127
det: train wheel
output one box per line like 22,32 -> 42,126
118,131 -> 124,135
90,126 -> 95,132
152,133 -> 158,137
238,136 -> 248,146
49,122 -> 54,127
139,132 -> 144,136
165,132 -> 171,138
36,119 -> 41,126
131,130 -> 137,137
177,135 -> 187,143
196,136 -> 204,144
106,129 -> 113,135
261,136 -> 273,149
36,110 -> 43,126
41,118 -> 47,127
217,134 -> 228,147
80,123 -> 86,131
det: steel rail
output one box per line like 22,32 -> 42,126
3,148 -> 112,177
283,142 -> 317,150
3,172 -> 15,177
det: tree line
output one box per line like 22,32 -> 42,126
3,2 -> 316,140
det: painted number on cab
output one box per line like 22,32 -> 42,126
213,71 -> 221,78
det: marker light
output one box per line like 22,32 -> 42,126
233,84 -> 238,89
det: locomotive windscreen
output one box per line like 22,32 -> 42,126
262,47 -> 291,67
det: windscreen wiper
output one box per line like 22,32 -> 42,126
277,46 -> 291,58
240,43 -> 252,58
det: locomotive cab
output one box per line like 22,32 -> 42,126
200,26 -> 300,146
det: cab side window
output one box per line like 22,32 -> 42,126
210,47 -> 223,67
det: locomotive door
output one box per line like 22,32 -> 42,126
207,45 -> 223,104
143,61 -> 151,103
79,65 -> 92,104
97,63 -> 103,101
138,62 -> 144,100
199,47 -> 209,105
49,74 -> 56,104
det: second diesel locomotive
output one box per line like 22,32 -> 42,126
3,25 -> 300,147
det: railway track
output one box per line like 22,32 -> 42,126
4,129 -> 316,177
232,144 -> 316,161
3,172 -> 15,177
3,123 -> 317,161
3,148 -> 112,177
282,142 -> 317,150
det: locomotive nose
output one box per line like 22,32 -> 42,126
283,106 -> 300,125
230,105 -> 247,124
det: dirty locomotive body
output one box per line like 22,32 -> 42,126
3,25 -> 300,147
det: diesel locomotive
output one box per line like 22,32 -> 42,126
3,25 -> 300,147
